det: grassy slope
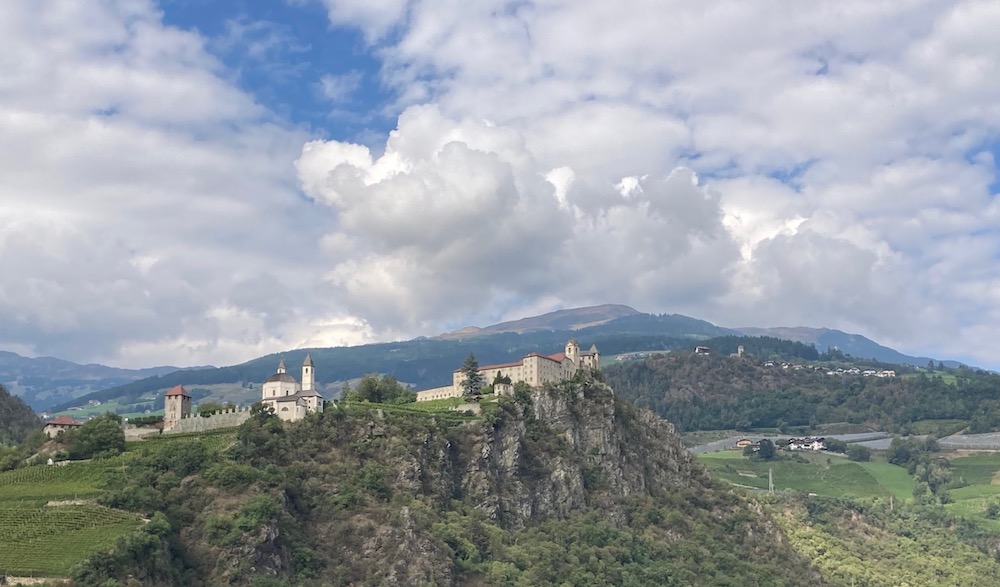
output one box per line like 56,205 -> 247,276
698,452 -> 912,500
945,452 -> 1000,530
0,430 -> 237,577
0,461 -> 140,576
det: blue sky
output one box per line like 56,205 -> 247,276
1,0 -> 999,370
160,0 -> 394,141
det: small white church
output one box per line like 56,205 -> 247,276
261,354 -> 325,422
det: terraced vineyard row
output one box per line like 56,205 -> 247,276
0,428 -> 244,576
128,428 -> 238,453
0,505 -> 142,576
0,461 -> 124,501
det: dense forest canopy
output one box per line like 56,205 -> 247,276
604,350 -> 1000,432
0,383 -> 40,444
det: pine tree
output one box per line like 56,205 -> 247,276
460,353 -> 485,397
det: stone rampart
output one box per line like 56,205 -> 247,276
165,407 -> 251,434
416,385 -> 461,402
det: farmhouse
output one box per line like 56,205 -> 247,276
416,339 -> 600,402
787,437 -> 826,451
43,416 -> 83,438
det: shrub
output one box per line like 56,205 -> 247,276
847,444 -> 872,462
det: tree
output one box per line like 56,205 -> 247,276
460,353 -> 486,397
847,444 -> 872,462
756,439 -> 776,460
197,401 -> 230,417
67,413 -> 125,459
824,438 -> 848,453
342,375 -> 415,404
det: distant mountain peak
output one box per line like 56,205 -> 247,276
435,304 -> 641,340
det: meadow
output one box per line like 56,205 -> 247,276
699,449 -> 1000,532
698,451 -> 913,499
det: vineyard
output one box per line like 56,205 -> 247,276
0,431 -> 240,577
0,505 -> 142,576
0,461 -> 122,502
128,428 -> 238,453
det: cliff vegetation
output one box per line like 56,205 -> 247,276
74,375 -> 823,586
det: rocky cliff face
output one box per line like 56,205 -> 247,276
464,380 -> 703,528
87,375 -> 824,586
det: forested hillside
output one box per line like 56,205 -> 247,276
0,383 -> 40,444
604,352 -> 1000,432
68,378 -> 824,586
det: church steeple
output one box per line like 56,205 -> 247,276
277,359 -> 286,374
302,353 -> 314,391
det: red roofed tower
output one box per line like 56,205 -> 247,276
164,385 -> 192,431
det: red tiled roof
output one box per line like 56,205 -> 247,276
47,416 -> 82,426
547,352 -> 567,362
455,359 -> 524,373
165,385 -> 191,397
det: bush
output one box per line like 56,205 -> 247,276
205,462 -> 261,489
847,444 -> 872,462
825,438 -> 848,453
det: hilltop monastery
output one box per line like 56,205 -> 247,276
163,355 -> 324,431
417,339 -> 600,401
159,341 -> 597,431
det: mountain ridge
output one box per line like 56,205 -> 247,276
15,305 -> 967,413
433,303 -> 642,339
736,326 -> 964,368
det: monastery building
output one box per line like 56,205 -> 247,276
417,339 -> 600,401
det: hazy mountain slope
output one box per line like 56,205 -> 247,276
434,303 -> 642,339
0,350 -> 191,410
736,327 -> 962,368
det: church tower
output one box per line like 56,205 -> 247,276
302,353 -> 314,392
565,339 -> 581,366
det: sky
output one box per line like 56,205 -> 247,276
2,0 -> 999,369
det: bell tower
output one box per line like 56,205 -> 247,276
565,339 -> 581,366
302,353 -> 314,392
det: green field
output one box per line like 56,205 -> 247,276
698,452 -> 914,500
127,427 -> 238,453
0,460 -> 138,576
0,460 -> 125,502
701,450 -> 1000,534
0,505 -> 143,576
942,452 -> 1000,529
0,430 -> 243,577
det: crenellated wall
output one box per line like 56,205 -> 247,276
164,407 -> 251,434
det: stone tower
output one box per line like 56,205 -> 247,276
302,353 -> 314,392
565,339 -> 581,365
164,385 -> 191,431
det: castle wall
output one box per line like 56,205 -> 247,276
416,385 -> 462,402
164,408 -> 251,434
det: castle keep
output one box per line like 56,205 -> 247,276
416,339 -> 600,401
